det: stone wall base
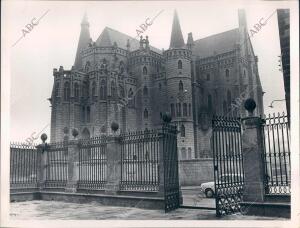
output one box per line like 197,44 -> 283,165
240,201 -> 290,218
10,192 -> 41,202
10,191 -> 165,210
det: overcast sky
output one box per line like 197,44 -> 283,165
3,0 -> 296,142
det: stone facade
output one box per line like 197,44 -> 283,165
49,10 -> 264,159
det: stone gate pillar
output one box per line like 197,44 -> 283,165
241,98 -> 265,202
105,122 -> 122,194
65,139 -> 80,193
36,134 -> 48,190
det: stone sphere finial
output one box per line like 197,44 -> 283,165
72,128 -> 79,139
100,125 -> 107,133
244,98 -> 256,113
162,112 -> 172,123
41,133 -> 47,143
63,127 -> 69,135
111,122 -> 119,132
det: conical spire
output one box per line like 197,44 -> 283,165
74,13 -> 91,70
169,10 -> 185,49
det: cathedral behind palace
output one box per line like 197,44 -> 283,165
50,9 -> 264,159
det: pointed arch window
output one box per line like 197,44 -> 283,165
181,148 -> 187,160
143,86 -> 148,96
188,104 -> 192,116
128,88 -> 134,98
179,80 -> 183,92
63,82 -> 70,101
183,103 -> 188,116
180,124 -> 185,137
206,74 -> 210,81
111,81 -> 117,98
85,61 -> 91,72
227,90 -> 232,105
188,148 -> 192,159
119,85 -> 125,98
92,81 -> 96,97
143,66 -> 148,75
144,109 -> 148,119
227,90 -> 232,112
87,106 -> 90,123
83,81 -> 89,97
74,83 -> 79,100
100,80 -> 107,99
55,83 -> 60,97
81,106 -> 85,122
208,94 -> 212,111
170,103 -> 175,117
223,101 -> 227,116
243,69 -> 246,77
176,103 -> 182,117
119,61 -> 124,74
181,147 -> 186,160
178,60 -> 182,69
225,69 -> 230,77
214,90 -> 218,107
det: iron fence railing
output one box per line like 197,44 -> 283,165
162,124 -> 180,212
45,141 -> 68,188
262,113 -> 291,195
120,129 -> 160,192
212,116 -> 244,216
10,143 -> 38,189
78,136 -> 108,190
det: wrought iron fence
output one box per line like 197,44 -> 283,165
120,129 -> 160,192
10,143 -> 38,189
45,141 -> 68,188
212,116 -> 244,216
262,113 -> 291,195
78,136 -> 108,190
162,124 -> 180,212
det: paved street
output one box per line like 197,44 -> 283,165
10,200 -> 285,220
181,187 -> 215,208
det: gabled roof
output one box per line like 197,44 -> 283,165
193,28 -> 239,58
96,27 -> 162,54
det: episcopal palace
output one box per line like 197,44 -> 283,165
49,9 -> 264,160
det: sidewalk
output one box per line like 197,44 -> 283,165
10,200 -> 286,220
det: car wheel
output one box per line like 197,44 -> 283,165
205,189 -> 214,198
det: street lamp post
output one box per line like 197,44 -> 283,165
268,99 -> 286,108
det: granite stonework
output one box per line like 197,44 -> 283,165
240,115 -> 290,218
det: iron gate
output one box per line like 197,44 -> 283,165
212,116 -> 244,217
162,124 -> 180,212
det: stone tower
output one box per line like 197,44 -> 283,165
164,11 -> 195,159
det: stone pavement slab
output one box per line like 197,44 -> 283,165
10,200 -> 287,220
